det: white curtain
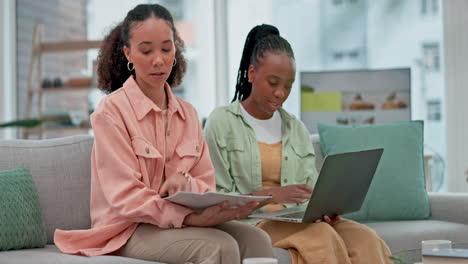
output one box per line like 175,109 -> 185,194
0,0 -> 16,139
443,0 -> 468,192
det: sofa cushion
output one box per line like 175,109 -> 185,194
0,135 -> 94,244
317,121 -> 429,221
365,220 -> 468,256
0,245 -> 161,264
0,166 -> 47,250
0,244 -> 289,264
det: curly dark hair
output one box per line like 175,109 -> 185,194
232,24 -> 295,102
97,4 -> 187,93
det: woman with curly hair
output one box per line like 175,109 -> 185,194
54,4 -> 273,263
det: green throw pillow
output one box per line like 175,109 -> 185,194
317,121 -> 430,221
0,166 -> 47,250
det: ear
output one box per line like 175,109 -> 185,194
247,64 -> 256,83
123,46 -> 131,62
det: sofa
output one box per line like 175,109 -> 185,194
1,135 -> 468,263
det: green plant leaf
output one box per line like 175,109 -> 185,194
0,119 -> 43,128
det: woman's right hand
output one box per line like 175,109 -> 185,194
267,184 -> 313,204
183,201 -> 259,227
314,215 -> 341,225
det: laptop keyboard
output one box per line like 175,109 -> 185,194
280,211 -> 305,219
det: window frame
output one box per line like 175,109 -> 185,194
0,0 -> 17,139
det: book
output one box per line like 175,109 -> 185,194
423,248 -> 468,264
163,191 -> 271,210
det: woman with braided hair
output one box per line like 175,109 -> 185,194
53,4 -> 274,263
204,24 -> 392,264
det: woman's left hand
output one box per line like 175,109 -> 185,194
160,171 -> 192,197
314,215 -> 341,225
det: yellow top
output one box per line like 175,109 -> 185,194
258,141 -> 286,212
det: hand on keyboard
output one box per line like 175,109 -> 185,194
268,184 -> 313,204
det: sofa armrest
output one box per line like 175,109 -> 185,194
429,192 -> 468,225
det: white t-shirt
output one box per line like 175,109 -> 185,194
240,103 -> 282,144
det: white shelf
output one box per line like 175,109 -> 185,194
24,23 -> 102,139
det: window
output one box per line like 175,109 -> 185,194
332,50 -> 360,61
348,49 -> 359,59
427,99 -> 441,121
332,0 -> 358,6
422,43 -> 440,71
332,51 -> 344,60
421,0 -> 439,16
332,0 -> 343,5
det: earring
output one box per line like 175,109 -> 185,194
127,61 -> 134,71
173,58 -> 177,66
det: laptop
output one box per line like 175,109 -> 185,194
249,148 -> 384,223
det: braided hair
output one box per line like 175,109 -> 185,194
97,4 -> 187,93
232,24 -> 295,102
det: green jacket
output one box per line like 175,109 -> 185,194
204,101 -> 318,213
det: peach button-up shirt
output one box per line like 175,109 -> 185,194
54,77 -> 215,256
